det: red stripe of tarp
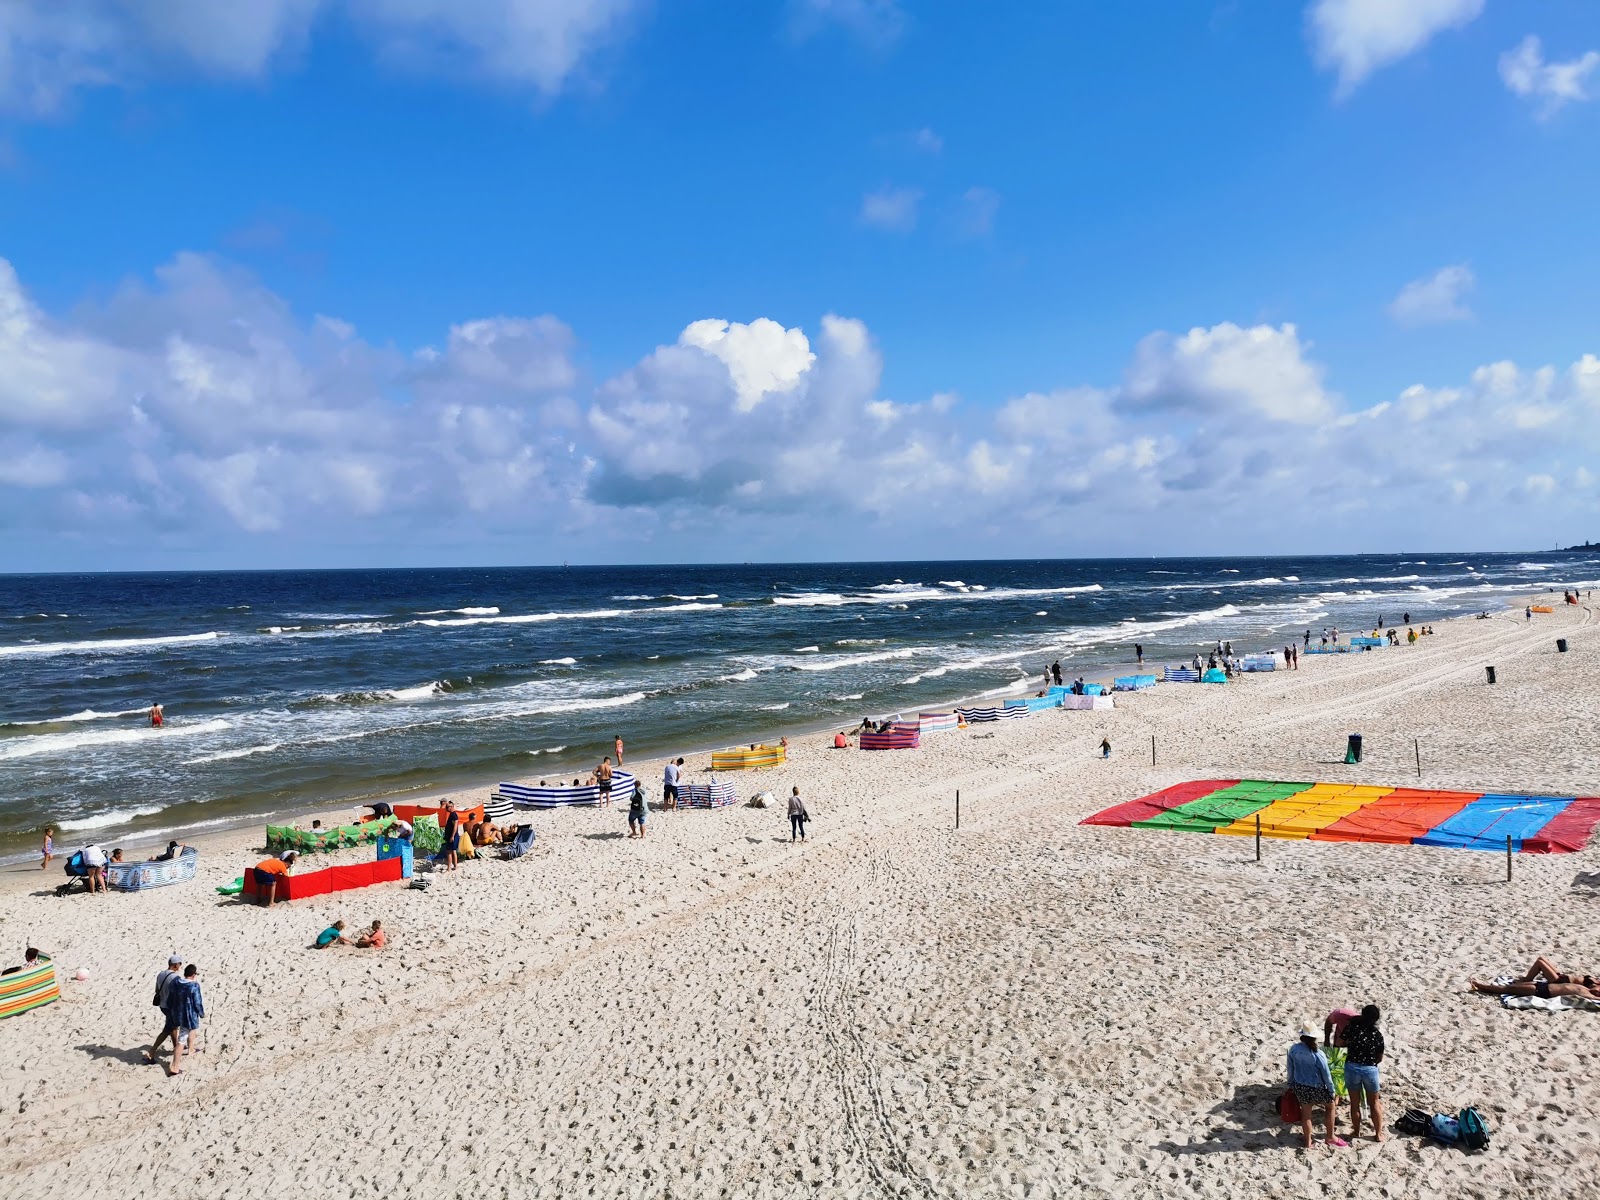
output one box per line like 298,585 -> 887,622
1079,781 -> 1237,827
1307,789 -> 1481,845
1521,797 -> 1600,853
243,855 -> 404,900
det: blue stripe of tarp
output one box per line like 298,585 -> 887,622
1414,794 -> 1573,850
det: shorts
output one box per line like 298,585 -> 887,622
252,868 -> 280,888
629,806 -> 645,824
663,784 -> 678,803
1344,1064 -> 1380,1096
1292,1085 -> 1333,1109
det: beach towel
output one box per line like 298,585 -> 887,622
1499,994 -> 1600,1013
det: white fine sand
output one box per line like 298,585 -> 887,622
3,601 -> 1599,1198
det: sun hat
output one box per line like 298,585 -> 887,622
1297,1019 -> 1319,1041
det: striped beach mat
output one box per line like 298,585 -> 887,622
498,773 -> 638,808
677,780 -> 739,808
0,962 -> 61,1019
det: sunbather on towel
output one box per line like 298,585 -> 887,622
1514,956 -> 1597,989
1470,977 -> 1600,1001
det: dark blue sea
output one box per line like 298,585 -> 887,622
2,553 -> 1592,856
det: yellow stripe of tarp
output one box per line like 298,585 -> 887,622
0,963 -> 61,1019
1216,783 -> 1395,840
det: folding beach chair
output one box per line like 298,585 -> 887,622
499,825 -> 537,860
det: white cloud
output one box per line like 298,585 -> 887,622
1123,322 -> 1334,425
859,185 -> 922,232
0,0 -> 642,113
678,318 -> 815,412
1388,263 -> 1475,326
7,251 -> 1600,559
912,127 -> 942,153
1308,0 -> 1483,95
957,186 -> 1000,238
1499,35 -> 1600,115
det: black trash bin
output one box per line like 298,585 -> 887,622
1557,639 -> 1569,653
1345,733 -> 1363,764
1486,665 -> 1497,684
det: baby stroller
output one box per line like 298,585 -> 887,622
55,849 -> 92,897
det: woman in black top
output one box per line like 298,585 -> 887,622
1342,1005 -> 1385,1141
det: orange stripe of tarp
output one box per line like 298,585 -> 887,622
1521,797 -> 1600,853
1308,788 -> 1483,845
1078,781 -> 1238,827
1215,782 -> 1396,840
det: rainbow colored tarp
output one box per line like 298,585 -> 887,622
1081,780 -> 1600,853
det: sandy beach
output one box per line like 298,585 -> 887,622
3,598 -> 1598,1198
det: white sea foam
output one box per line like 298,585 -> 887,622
4,707 -> 147,728
651,602 -> 724,612
57,806 -> 167,832
0,631 -> 221,658
185,743 -> 281,765
525,745 -> 568,756
416,609 -> 625,627
793,645 -> 821,653
541,657 -> 578,665
760,702 -> 791,711
723,668 -> 759,682
417,606 -> 501,616
0,717 -> 231,761
791,647 -> 922,672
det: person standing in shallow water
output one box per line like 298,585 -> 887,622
613,733 -> 624,766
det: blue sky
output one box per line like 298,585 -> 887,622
2,0 -> 1598,569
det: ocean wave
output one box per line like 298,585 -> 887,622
1518,562 -> 1552,571
0,717 -> 231,762
415,608 -> 625,627
760,702 -> 791,711
793,645 -> 820,653
722,668 -> 759,682
2,706 -> 148,730
525,745 -> 568,756
650,602 -> 724,612
417,606 -> 501,616
185,743 -> 281,765
835,638 -> 887,645
791,647 -> 923,672
541,657 -> 578,665
4,612 -> 70,619
0,631 -> 222,658
612,593 -> 719,601
311,681 -> 447,705
57,806 -> 167,833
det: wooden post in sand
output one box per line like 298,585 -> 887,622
1506,835 -> 1513,882
1151,735 -> 1156,766
1414,738 -> 1421,778
955,789 -> 960,831
1255,813 -> 1262,862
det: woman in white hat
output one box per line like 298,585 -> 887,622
1286,1019 -> 1345,1149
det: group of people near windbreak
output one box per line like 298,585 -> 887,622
1286,1005 -> 1385,1149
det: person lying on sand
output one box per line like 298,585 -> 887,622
1515,957 -> 1596,989
1470,977 -> 1600,1001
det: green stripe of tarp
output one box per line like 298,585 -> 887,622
1133,780 -> 1316,833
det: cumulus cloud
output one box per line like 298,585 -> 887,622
1308,0 -> 1483,95
0,0 -> 642,113
1499,35 -> 1600,116
5,251 -> 1600,558
1388,263 -> 1474,326
859,185 -> 922,232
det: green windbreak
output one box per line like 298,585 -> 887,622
1133,780 -> 1315,833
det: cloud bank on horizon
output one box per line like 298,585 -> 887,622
2,0 -> 1598,567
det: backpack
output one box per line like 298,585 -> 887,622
1276,1090 -> 1302,1123
1457,1106 -> 1490,1152
1429,1114 -> 1460,1145
1394,1108 -> 1432,1137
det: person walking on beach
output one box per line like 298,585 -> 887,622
1525,606 -> 1532,622
1100,737 -> 1111,759
1342,1005 -> 1385,1141
663,758 -> 681,810
1134,643 -> 1143,666
143,954 -> 183,1068
164,964 -> 204,1076
788,787 -> 809,843
596,757 -> 614,807
613,734 -> 625,766
1286,1020 -> 1344,1150
1052,660 -> 1062,686
628,780 -> 647,838
39,827 -> 52,870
